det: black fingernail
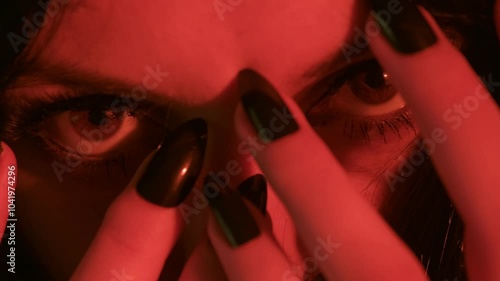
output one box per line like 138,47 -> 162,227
237,174 -> 267,215
371,0 -> 437,53
136,118 -> 207,207
238,69 -> 299,143
207,178 -> 261,247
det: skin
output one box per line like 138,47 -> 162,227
1,0 -> 499,280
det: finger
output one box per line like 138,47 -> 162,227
234,71 -> 428,281
178,238 -> 227,281
207,175 -> 292,281
369,4 -> 500,226
369,3 -> 500,279
70,119 -> 207,281
0,142 -> 17,246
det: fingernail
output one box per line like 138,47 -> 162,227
237,174 -> 267,215
136,118 -> 207,207
238,69 -> 299,143
371,0 -> 437,53
208,178 -> 261,247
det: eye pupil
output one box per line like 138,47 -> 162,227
87,110 -> 111,126
364,68 -> 386,89
350,64 -> 396,105
66,109 -> 126,143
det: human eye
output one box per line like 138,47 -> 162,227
306,59 -> 416,144
2,86 -> 169,179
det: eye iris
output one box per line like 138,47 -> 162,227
350,66 -> 396,105
87,109 -> 115,126
69,109 -> 124,141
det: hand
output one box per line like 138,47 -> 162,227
204,3 -> 500,281
0,119 -> 225,280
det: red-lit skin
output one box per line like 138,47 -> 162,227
0,1 -> 499,281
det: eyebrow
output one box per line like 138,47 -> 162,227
0,62 -> 175,140
5,62 -> 171,106
7,40 -> 374,110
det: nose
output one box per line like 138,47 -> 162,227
171,69 -> 266,245
196,69 -> 263,191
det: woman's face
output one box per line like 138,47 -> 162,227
6,0 -> 418,279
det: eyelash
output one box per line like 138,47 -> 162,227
43,135 -> 133,176
1,61 -> 415,176
306,60 -> 417,143
339,107 -> 415,143
1,92 -> 155,174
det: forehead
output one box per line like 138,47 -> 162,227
36,0 -> 365,103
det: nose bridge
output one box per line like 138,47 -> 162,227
191,70 -> 259,191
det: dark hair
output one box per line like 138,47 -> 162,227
1,1 -> 499,281
0,2 -> 40,87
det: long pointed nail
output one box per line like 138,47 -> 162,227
371,0 -> 437,53
207,177 -> 261,248
238,69 -> 299,143
136,118 -> 207,207
237,174 -> 267,215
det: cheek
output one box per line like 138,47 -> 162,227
10,137 -> 147,280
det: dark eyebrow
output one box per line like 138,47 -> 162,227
5,62 -> 171,106
0,62 -> 175,140
0,62 -> 173,140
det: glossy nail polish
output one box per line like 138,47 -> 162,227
237,174 -> 267,215
371,0 -> 437,53
136,118 -> 207,207
238,69 -> 299,142
208,178 -> 261,247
